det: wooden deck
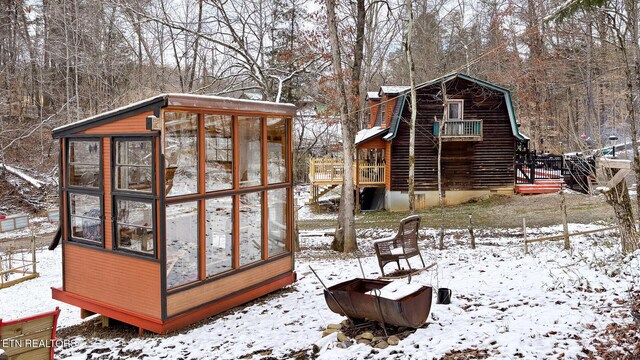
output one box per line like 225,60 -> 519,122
309,158 -> 385,186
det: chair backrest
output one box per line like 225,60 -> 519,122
398,215 -> 420,249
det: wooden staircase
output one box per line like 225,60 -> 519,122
515,179 -> 566,195
306,184 -> 339,205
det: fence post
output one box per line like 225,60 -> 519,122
468,214 -> 476,249
561,191 -> 570,250
523,218 -> 528,255
31,235 -> 37,274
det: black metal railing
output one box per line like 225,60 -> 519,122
515,151 -> 565,184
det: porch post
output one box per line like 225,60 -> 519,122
355,148 -> 361,213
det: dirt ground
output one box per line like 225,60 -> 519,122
299,192 -> 617,230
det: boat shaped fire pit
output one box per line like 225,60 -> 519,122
323,278 -> 432,329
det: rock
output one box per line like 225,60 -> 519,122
357,339 -> 371,345
360,332 -> 374,340
387,336 -> 400,345
337,332 -> 349,342
322,328 -> 338,337
327,323 -> 342,330
372,336 -> 384,342
336,341 -> 352,349
374,341 -> 389,349
341,319 -> 350,327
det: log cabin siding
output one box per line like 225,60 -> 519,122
390,78 -> 515,192
63,244 -> 161,319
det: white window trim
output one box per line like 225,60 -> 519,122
446,100 -> 464,121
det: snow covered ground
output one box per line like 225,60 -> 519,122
1,222 -> 638,359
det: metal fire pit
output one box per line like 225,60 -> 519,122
323,278 -> 432,329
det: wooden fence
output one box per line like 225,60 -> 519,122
0,237 -> 39,289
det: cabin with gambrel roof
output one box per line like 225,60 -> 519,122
309,73 -> 530,210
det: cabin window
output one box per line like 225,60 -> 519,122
114,199 -> 154,256
238,116 -> 262,188
115,140 -> 153,193
239,192 -> 262,266
165,112 -> 199,197
375,104 -> 386,127
205,114 -> 233,192
447,100 -> 463,120
206,196 -> 233,276
68,139 -> 101,188
267,118 -> 287,184
267,188 -> 288,257
166,201 -> 199,289
69,193 -> 102,245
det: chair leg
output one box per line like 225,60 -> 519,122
418,252 -> 426,268
405,258 -> 413,271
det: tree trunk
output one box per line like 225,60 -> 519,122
603,167 -> 639,253
404,0 -> 417,214
326,0 -> 357,252
438,82 -> 448,250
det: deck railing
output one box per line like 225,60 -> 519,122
309,158 -> 385,186
433,119 -> 483,140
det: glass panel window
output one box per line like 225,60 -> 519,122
166,201 -> 199,288
239,192 -> 262,266
69,193 -> 102,243
238,117 -> 262,188
267,118 -> 287,184
205,115 -> 233,192
115,199 -> 153,255
115,140 -> 153,193
165,112 -> 198,197
268,189 -> 288,257
448,102 -> 462,120
206,197 -> 233,276
69,140 -> 100,187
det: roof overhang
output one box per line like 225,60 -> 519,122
52,94 -> 296,138
355,126 -> 388,145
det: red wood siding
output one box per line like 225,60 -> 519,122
79,112 -> 152,134
63,244 -> 161,319
103,137 -> 112,249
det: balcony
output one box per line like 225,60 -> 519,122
433,119 -> 483,141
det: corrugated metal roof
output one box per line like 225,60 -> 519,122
366,92 -> 380,100
355,126 -> 388,145
379,86 -> 410,95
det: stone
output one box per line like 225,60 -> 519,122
387,336 -> 400,345
357,339 -> 371,345
374,341 -> 389,349
360,332 -> 374,340
322,328 -> 338,337
337,332 -> 349,342
327,323 -> 342,330
341,319 -> 350,327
